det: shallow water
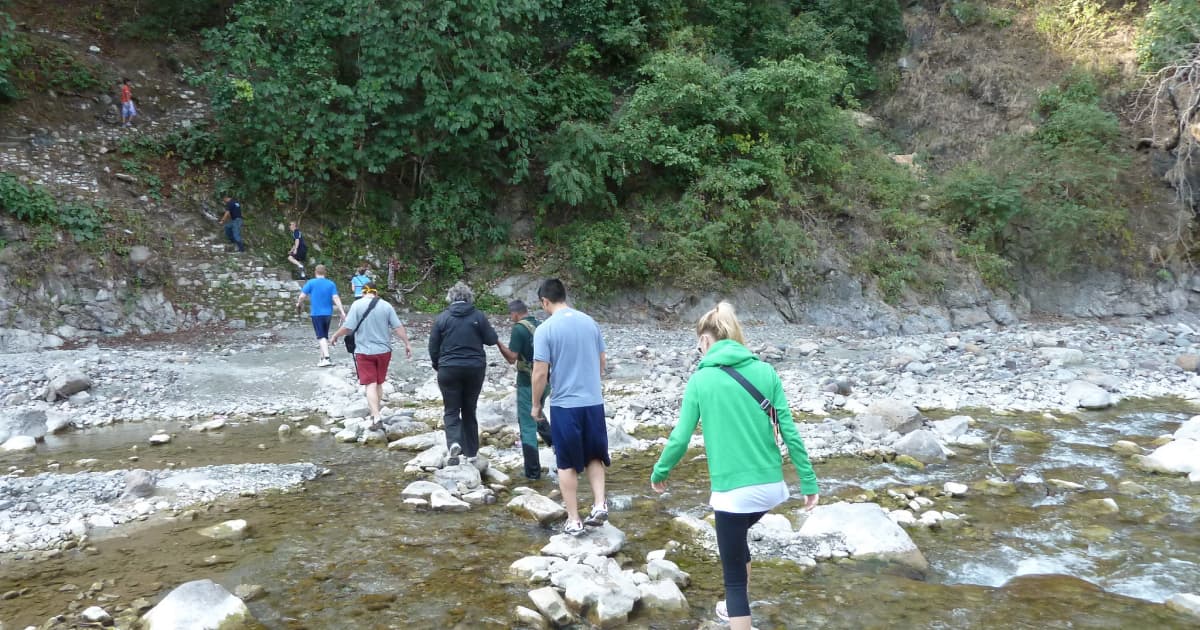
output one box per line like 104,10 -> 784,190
2,401 -> 1198,628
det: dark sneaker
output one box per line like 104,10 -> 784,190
584,502 -> 608,526
447,442 -> 461,466
563,520 -> 585,536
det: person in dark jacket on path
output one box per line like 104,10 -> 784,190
429,281 -> 498,466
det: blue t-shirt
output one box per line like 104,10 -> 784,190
533,307 -> 606,408
292,229 -> 307,255
226,200 -> 242,220
301,277 -> 338,316
351,273 -> 370,297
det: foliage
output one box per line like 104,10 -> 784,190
1034,0 -> 1133,51
0,174 -> 105,241
1136,0 -> 1200,72
938,73 -> 1129,278
117,0 -> 230,41
796,0 -> 905,95
0,8 -> 27,102
16,42 -> 104,93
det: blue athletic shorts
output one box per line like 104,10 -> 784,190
550,404 -> 610,473
311,315 -> 332,340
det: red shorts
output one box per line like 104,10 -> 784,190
354,351 -> 392,385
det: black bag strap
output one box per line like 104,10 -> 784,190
351,298 -> 381,336
719,365 -> 778,426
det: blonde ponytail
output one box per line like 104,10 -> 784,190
696,301 -> 746,345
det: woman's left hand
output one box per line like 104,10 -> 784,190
650,480 -> 668,494
802,493 -> 820,511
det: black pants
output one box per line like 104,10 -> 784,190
437,365 -> 486,457
715,510 -> 767,618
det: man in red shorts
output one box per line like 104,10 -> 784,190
330,283 -> 412,425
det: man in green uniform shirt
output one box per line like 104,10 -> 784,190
497,299 -> 552,479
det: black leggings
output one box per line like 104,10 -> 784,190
715,510 -> 767,618
437,365 -> 486,457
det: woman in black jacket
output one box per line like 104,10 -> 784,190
429,281 -> 498,466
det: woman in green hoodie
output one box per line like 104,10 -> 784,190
651,302 -> 820,629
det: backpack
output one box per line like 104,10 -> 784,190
515,319 -> 537,373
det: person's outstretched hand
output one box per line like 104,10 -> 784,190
802,493 -> 820,511
651,480 -> 667,494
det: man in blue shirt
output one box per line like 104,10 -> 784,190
296,264 -> 346,367
531,278 -> 610,535
220,196 -> 245,253
287,221 -> 307,279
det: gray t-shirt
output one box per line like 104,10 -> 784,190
532,307 -> 605,408
342,296 -> 402,356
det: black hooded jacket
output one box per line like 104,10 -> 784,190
428,301 -> 498,370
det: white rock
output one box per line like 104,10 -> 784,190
1039,347 -> 1085,365
0,435 -> 37,452
141,579 -> 253,630
931,416 -> 970,441
513,605 -> 550,630
400,481 -> 446,499
430,490 -> 470,512
541,522 -> 626,559
893,429 -> 946,463
1064,380 -> 1113,409
888,510 -> 916,526
942,482 -> 968,497
528,586 -> 573,627
1174,416 -> 1200,441
797,502 -> 928,571
637,580 -> 688,611
300,425 -> 326,436
1138,439 -> 1200,475
197,519 -> 248,541
191,418 -> 226,432
507,493 -> 566,525
510,556 -> 565,581
645,558 -> 690,587
80,606 -> 111,623
149,433 -> 172,445
1167,593 -> 1200,618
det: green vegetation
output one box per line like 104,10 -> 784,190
0,7 -> 27,101
0,174 -> 106,242
1136,0 -> 1200,71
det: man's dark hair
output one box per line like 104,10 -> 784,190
507,299 -> 528,314
537,278 -> 567,304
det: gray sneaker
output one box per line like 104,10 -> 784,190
447,442 -> 461,466
563,520 -> 585,536
584,502 -> 608,526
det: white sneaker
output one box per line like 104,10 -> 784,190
317,357 -> 332,367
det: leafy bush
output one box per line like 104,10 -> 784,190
1136,0 -> 1200,71
563,219 -> 652,294
0,174 -> 105,241
1035,0 -> 1132,51
0,9 -> 28,102
797,0 -> 905,94
118,0 -> 230,41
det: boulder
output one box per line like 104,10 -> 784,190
430,490 -> 471,512
864,400 -> 921,434
527,586 -> 573,627
149,433 -> 172,445
0,408 -> 48,443
400,481 -> 446,500
197,519 -> 249,541
44,410 -> 72,433
44,368 -> 92,401
645,558 -> 690,587
796,502 -> 929,572
551,562 -> 639,629
141,579 -> 254,630
892,429 -> 947,463
638,580 -> 688,612
508,493 -> 567,526
389,430 -> 444,451
1038,347 -> 1085,365
0,435 -> 37,452
1064,380 -> 1113,409
1137,439 -> 1200,476
541,523 -> 626,559
434,463 -> 483,491
931,416 -> 970,441
123,469 -> 156,498
191,418 -> 227,432
1110,440 -> 1143,456
1166,593 -> 1200,619
80,606 -> 111,624
405,443 -> 451,471
514,605 -> 550,630
510,556 -> 565,582
1175,416 -> 1200,441
942,482 -> 968,497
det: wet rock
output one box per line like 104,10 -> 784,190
334,428 -> 358,443
233,584 -> 266,602
931,415 -> 970,441
796,502 -> 929,572
508,493 -> 566,525
972,479 -> 1017,496
1116,480 -> 1149,495
197,519 -> 248,541
513,605 -> 550,630
80,606 -> 111,623
1110,440 -> 1143,456
148,433 -> 171,445
434,463 -> 483,490
551,562 -> 639,629
429,490 -> 470,512
141,579 -> 254,630
541,523 -> 626,558
1136,439 -> 1200,475
1175,416 -> 1200,441
191,418 -> 226,432
864,399 -> 921,434
0,435 -> 36,452
405,443 -> 450,471
942,482 -> 968,497
1075,498 -> 1119,515
388,430 -> 444,451
510,556 -> 566,582
1009,429 -> 1050,444
1064,380 -> 1113,409
1047,478 -> 1085,491
638,580 -> 687,612
342,402 -> 370,420
123,470 -> 156,498
400,481 -> 446,499
1166,593 -> 1200,619
888,509 -> 917,526
527,586 -> 574,627
645,558 -> 690,587
892,429 -> 946,463
0,408 -> 49,442
894,455 -> 925,470
299,425 -> 326,437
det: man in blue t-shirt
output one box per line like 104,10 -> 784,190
531,278 -> 610,536
220,196 -> 245,252
296,264 -> 346,367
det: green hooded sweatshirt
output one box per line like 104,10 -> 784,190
651,339 -> 819,496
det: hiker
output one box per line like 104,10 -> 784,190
351,263 -> 371,298
296,264 -> 346,367
331,283 -> 412,425
219,195 -> 245,253
119,78 -> 136,127
287,221 -> 307,279
428,281 -> 498,466
531,278 -> 610,535
497,299 -> 552,480
650,301 -> 820,629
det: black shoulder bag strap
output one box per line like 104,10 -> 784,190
719,365 -> 788,458
353,298 -> 381,335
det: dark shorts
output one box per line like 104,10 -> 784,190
311,315 -> 332,340
550,404 -> 610,473
292,249 -> 307,261
355,351 -> 392,385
